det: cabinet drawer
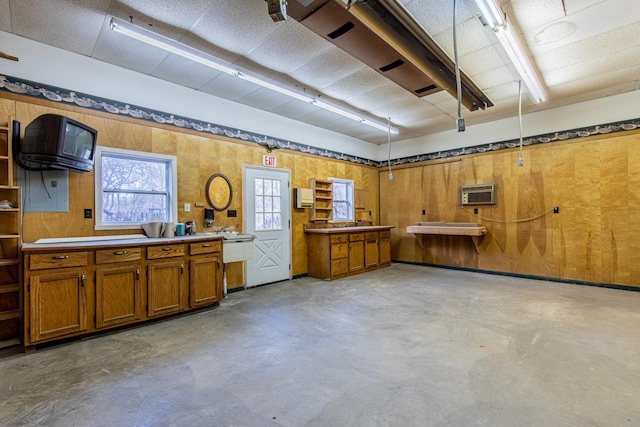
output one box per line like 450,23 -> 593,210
30,252 -> 89,270
330,234 -> 348,244
96,248 -> 141,264
349,233 -> 364,241
190,240 -> 221,255
364,232 -> 378,240
331,258 -> 348,276
331,242 -> 348,259
147,244 -> 185,259
379,230 -> 391,239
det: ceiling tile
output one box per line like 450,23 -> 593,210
543,46 -> 640,87
110,0 -> 215,34
322,67 -> 390,103
289,48 -> 367,92
244,20 -> 333,74
189,0 -> 282,56
152,54 -> 223,89
13,0 -> 105,55
199,73 -> 262,101
432,15 -> 493,58
238,87 -> 298,111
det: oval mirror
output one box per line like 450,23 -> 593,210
205,173 -> 232,211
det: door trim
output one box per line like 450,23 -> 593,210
242,165 -> 292,287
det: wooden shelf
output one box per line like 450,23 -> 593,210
0,284 -> 20,293
309,178 -> 333,222
0,115 -> 22,347
0,258 -> 20,267
0,309 -> 21,321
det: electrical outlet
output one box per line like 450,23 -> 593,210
227,210 -> 237,217
184,203 -> 191,213
84,208 -> 92,219
422,209 -> 426,215
50,180 -> 57,188
474,208 -> 478,214
554,206 -> 559,214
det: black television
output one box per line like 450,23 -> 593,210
17,114 -> 97,173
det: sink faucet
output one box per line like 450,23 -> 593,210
217,225 -> 231,234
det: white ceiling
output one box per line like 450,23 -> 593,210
1,0 -> 639,145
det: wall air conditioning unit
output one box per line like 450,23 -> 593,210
460,183 -> 497,206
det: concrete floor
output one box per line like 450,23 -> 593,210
2,263 -> 640,426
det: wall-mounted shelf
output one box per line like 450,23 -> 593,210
309,178 -> 333,222
0,116 -> 22,349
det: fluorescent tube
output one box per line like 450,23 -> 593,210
473,0 -> 546,103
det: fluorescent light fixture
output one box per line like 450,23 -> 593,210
473,0 -> 546,103
109,17 -> 398,134
110,18 -> 238,76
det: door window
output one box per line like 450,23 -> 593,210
254,178 -> 282,231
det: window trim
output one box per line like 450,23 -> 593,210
329,177 -> 354,222
94,146 -> 178,231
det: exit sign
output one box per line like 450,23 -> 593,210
262,155 -> 277,167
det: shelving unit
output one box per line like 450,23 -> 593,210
309,178 -> 333,222
0,116 -> 22,349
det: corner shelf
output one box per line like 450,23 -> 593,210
0,115 -> 22,349
309,178 -> 333,222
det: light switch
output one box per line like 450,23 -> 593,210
184,203 -> 191,213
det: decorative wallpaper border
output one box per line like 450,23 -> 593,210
1,74 -> 638,169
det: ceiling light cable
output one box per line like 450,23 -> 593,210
517,80 -> 524,167
387,116 -> 393,181
453,0 -> 465,132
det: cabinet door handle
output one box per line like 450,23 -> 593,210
52,255 -> 69,260
114,251 -> 127,255
202,243 -> 211,247
162,247 -> 172,251
180,264 -> 184,274
81,274 -> 86,287
135,269 -> 140,280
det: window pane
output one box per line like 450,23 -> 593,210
334,201 -> 348,220
255,195 -> 264,213
264,213 -> 273,229
273,213 -> 281,229
273,180 -> 280,195
333,182 -> 346,199
255,179 -> 264,196
102,192 -> 168,222
265,196 -> 273,212
102,156 -> 167,191
273,196 -> 281,213
255,213 -> 264,230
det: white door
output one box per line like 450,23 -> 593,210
244,166 -> 291,287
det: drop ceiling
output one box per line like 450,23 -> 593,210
1,0 -> 639,145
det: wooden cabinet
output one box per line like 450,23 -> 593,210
348,233 -> 365,273
95,248 -> 143,329
330,234 -> 348,277
28,269 -> 88,343
0,115 -> 22,348
306,227 -> 393,280
310,178 -> 333,222
22,236 -> 223,347
189,241 -> 222,307
147,244 -> 186,317
364,232 -> 379,268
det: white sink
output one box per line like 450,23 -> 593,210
219,232 -> 255,263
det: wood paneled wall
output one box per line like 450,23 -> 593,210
5,96 -> 379,289
380,131 -> 640,287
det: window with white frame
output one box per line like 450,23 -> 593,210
94,146 -> 177,230
330,177 -> 354,221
